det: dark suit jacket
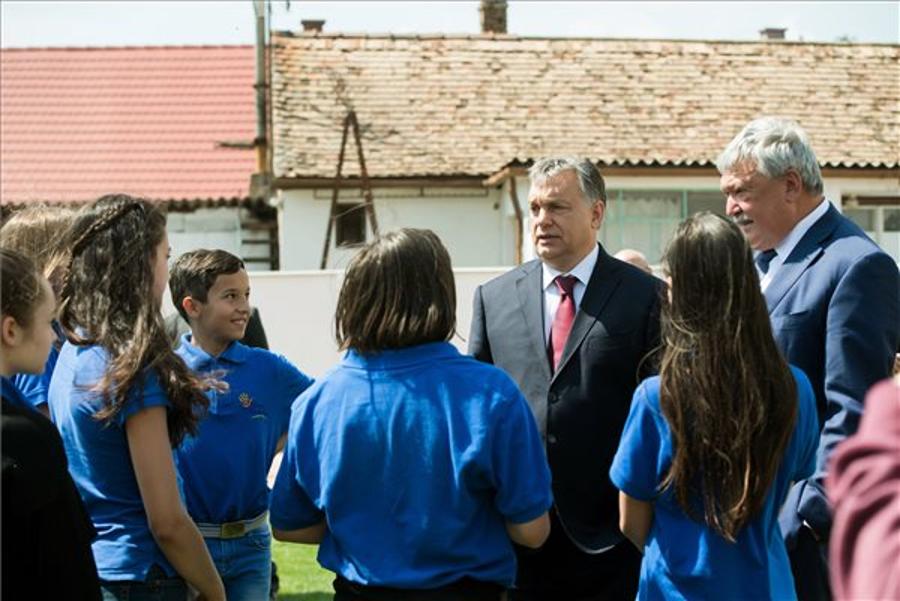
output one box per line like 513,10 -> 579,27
2,397 -> 102,600
769,204 -> 900,545
469,245 -> 663,551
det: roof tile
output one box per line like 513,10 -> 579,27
272,34 -> 899,178
1,46 -> 257,204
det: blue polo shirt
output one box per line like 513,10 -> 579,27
49,341 -> 175,581
609,367 -> 819,600
271,341 -> 553,588
1,376 -> 32,410
174,335 -> 313,524
10,322 -> 65,412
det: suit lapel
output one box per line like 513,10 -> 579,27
551,246 -> 622,383
764,204 -> 839,312
516,262 -> 553,379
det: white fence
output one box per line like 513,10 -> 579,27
163,267 -> 508,377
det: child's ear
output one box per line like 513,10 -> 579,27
1,315 -> 22,348
182,297 -> 202,320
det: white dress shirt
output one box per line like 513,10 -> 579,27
758,198 -> 830,292
541,245 -> 599,344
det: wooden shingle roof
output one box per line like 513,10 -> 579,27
272,33 -> 899,180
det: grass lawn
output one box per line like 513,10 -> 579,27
273,541 -> 334,600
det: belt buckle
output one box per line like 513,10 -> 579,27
220,521 -> 245,539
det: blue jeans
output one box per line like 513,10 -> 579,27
204,525 -> 272,601
100,565 -> 187,601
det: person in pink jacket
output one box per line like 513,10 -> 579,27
827,376 -> 900,600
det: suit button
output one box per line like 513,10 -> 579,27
548,434 -> 558,445
548,392 -> 558,403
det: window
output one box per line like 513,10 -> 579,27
685,191 -> 727,217
843,198 -> 900,263
844,208 -> 876,233
335,203 -> 366,247
600,189 -> 726,264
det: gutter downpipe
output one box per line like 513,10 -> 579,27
509,176 -> 523,264
253,0 -> 268,174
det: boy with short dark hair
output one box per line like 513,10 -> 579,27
169,249 -> 313,601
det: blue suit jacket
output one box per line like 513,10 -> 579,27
769,203 -> 900,544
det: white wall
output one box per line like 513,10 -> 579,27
277,186 -> 516,270
822,176 -> 900,210
275,173 -> 899,272
162,267 -> 506,378
166,207 -> 275,272
167,208 -> 241,259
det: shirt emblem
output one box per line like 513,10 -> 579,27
239,392 -> 253,408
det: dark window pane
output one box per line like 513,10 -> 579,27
336,203 -> 366,247
884,208 -> 900,232
844,208 -> 876,232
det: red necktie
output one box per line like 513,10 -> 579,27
549,275 -> 577,371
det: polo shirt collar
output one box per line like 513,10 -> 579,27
1,376 -> 31,410
342,341 -> 459,369
178,333 -> 249,366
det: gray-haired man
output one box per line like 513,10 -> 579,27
469,157 -> 663,600
719,117 -> 900,600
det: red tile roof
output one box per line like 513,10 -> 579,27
1,46 -> 257,205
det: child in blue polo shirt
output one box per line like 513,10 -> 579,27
50,195 -> 224,600
271,229 -> 552,600
610,213 -> 818,600
169,248 -> 314,601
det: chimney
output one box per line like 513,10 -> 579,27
480,0 -> 507,34
759,27 -> 787,41
301,19 -> 325,33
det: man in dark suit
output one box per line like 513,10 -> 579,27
718,117 -> 900,600
469,157 -> 662,600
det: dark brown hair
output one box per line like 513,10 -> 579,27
335,228 -> 456,353
659,212 -> 797,541
1,204 -> 76,297
169,249 -> 245,322
1,248 -> 49,328
57,194 -> 208,446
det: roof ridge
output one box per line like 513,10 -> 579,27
0,44 -> 253,52
271,31 -> 899,48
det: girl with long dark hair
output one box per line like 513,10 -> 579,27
49,195 -> 225,600
610,212 -> 819,599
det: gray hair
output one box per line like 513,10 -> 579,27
528,157 -> 607,204
716,117 -> 823,196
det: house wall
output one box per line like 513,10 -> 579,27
167,208 -> 242,260
276,173 -> 900,270
166,207 -> 276,271
278,186 -> 516,269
